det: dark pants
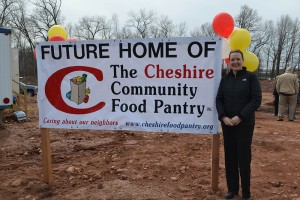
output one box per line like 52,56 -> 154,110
274,94 -> 279,115
222,124 -> 254,198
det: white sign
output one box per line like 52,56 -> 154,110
36,37 -> 222,134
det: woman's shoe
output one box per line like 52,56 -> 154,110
224,192 -> 236,199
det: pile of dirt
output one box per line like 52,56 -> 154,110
260,80 -> 276,93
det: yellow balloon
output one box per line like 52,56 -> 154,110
48,25 -> 68,40
243,51 -> 259,72
230,29 -> 251,51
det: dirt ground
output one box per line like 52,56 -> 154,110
0,80 -> 299,200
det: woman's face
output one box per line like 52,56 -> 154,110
229,52 -> 244,72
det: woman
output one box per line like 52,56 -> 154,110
216,50 -> 262,200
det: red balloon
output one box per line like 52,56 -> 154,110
212,12 -> 234,38
48,35 -> 65,42
67,37 -> 78,41
225,58 -> 230,66
33,48 -> 36,58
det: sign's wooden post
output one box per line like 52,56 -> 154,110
211,134 -> 220,192
0,110 -> 4,127
41,128 -> 52,183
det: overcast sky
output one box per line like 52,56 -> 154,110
61,0 -> 299,31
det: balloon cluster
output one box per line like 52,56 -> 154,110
212,12 -> 259,72
34,25 -> 78,58
48,25 -> 68,41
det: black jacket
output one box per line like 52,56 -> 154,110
216,67 -> 262,125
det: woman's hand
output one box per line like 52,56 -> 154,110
231,116 -> 241,126
222,116 -> 241,126
222,117 -> 234,126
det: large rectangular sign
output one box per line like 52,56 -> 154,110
36,37 -> 222,134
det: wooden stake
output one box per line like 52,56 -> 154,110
0,110 -> 3,127
211,134 -> 220,192
41,128 -> 52,183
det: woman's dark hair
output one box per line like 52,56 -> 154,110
229,49 -> 244,60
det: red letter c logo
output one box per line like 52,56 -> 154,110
45,66 -> 105,114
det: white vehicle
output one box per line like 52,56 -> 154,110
0,28 -> 13,110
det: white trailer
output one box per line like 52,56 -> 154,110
0,28 -> 13,109
11,48 -> 20,94
0,28 -> 13,125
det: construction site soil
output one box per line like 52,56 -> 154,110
0,80 -> 299,200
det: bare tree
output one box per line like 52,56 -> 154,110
29,0 -> 65,40
10,0 -> 38,77
235,5 -> 272,77
156,15 -> 175,38
5,2 -> 300,81
73,16 -> 108,40
110,14 -> 121,39
175,22 -> 187,37
248,20 -> 273,78
127,9 -> 157,38
249,21 -> 272,54
282,18 -> 300,69
101,15 -> 123,40
235,5 -> 264,54
149,24 -> 159,38
190,22 -> 215,37
71,14 -> 121,40
297,42 -> 300,71
235,5 -> 261,32
9,0 -> 64,77
11,0 -> 35,49
0,0 -> 16,27
149,18 -> 187,38
261,20 -> 276,78
65,22 -> 74,38
119,26 -> 134,39
274,15 -> 293,75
